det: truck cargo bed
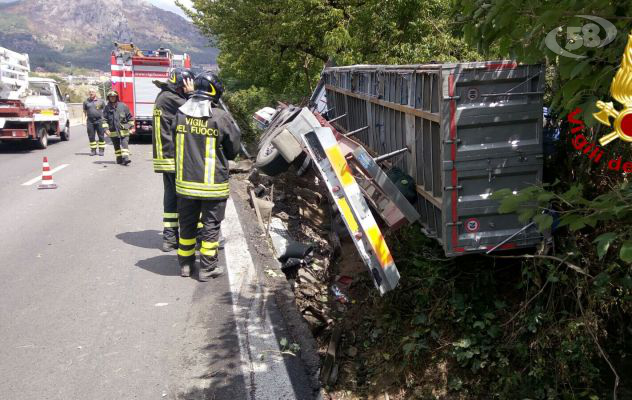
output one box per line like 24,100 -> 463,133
322,61 -> 544,257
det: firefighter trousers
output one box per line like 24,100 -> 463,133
86,119 -> 106,152
163,173 -> 178,242
177,197 -> 226,271
111,136 -> 130,164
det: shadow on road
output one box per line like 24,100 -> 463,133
175,278 -> 250,400
116,230 -> 162,249
93,160 -> 117,164
0,137 -> 62,154
135,254 -> 180,276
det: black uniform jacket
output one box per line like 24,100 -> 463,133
152,82 -> 187,173
172,104 -> 241,200
103,101 -> 133,137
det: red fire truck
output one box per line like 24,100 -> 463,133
110,43 -> 191,135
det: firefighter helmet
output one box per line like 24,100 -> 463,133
167,67 -> 194,89
106,90 -> 119,100
193,72 -> 223,102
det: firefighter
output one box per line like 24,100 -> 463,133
172,72 -> 241,280
83,89 -> 106,156
152,68 -> 194,252
103,90 -> 134,166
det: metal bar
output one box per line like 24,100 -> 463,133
480,91 -> 544,97
374,146 -> 409,163
416,185 -> 442,208
325,84 -> 441,123
344,125 -> 369,137
485,221 -> 535,254
328,113 -> 347,123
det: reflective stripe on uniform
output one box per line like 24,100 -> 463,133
178,236 -> 196,257
164,212 -> 178,228
89,142 -> 97,149
200,247 -> 217,257
201,241 -> 219,249
153,158 -> 175,172
178,247 -> 195,257
176,185 -> 230,199
115,150 -> 122,155
176,180 -> 229,191
179,237 -> 196,246
204,137 -> 211,184
210,137 -> 217,184
154,108 -> 163,159
177,133 -> 184,182
98,141 -> 106,148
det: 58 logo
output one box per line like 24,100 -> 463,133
545,15 -> 617,59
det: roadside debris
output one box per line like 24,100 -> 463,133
228,159 -> 253,173
330,285 -> 349,304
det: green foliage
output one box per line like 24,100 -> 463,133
453,0 -> 631,122
494,181 -> 632,264
379,226 -> 632,398
222,86 -> 276,144
187,0 -> 483,109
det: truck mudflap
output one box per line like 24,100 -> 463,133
302,126 -> 400,295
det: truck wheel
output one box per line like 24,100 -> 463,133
255,128 -> 290,176
60,124 -> 70,141
34,127 -> 48,149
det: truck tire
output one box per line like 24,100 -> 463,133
34,127 -> 48,149
255,128 -> 290,176
60,123 -> 70,141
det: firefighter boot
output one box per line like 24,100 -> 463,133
180,262 -> 192,278
162,228 -> 178,253
198,256 -> 224,282
90,149 -> 97,156
99,148 -> 104,156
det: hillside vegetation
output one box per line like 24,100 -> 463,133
188,0 -> 632,398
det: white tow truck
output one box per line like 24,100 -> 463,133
0,46 -> 70,148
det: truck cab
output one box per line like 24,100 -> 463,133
0,76 -> 70,148
26,77 -> 69,135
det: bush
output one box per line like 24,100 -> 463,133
223,86 -> 276,144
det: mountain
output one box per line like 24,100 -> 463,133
0,0 -> 218,71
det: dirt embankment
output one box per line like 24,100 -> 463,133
239,165 -> 446,400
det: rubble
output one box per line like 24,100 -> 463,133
228,159 -> 253,173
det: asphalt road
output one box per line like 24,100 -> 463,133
0,127 -> 315,400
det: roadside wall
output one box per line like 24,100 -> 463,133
68,103 -> 84,126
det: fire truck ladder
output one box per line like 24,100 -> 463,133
302,126 -> 400,295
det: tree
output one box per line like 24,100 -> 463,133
186,0 -> 481,101
454,0 -> 631,120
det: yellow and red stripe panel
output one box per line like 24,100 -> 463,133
303,126 -> 400,294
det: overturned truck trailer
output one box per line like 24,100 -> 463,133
321,61 -> 544,257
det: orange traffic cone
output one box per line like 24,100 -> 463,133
38,156 -> 58,189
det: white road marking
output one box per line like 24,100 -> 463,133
21,164 -> 69,186
223,198 -> 297,400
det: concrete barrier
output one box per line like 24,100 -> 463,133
68,103 -> 84,127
